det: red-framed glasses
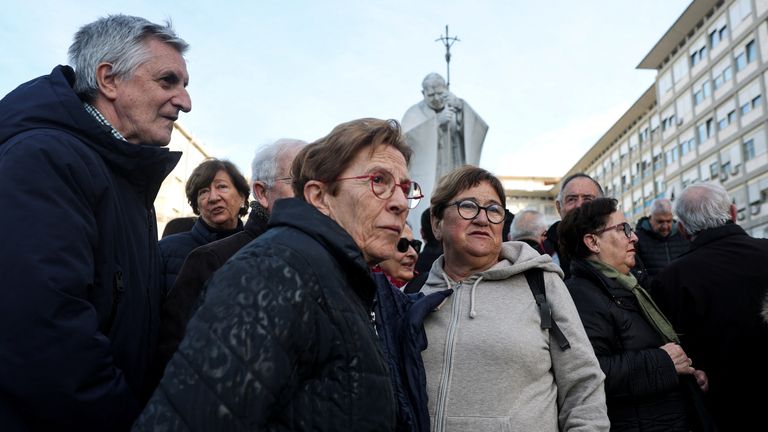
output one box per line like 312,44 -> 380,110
335,171 -> 424,209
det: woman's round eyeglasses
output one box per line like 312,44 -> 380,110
335,171 -> 424,209
448,199 -> 506,224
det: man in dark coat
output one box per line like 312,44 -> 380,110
152,138 -> 306,387
634,198 -> 689,283
653,183 -> 768,431
544,173 -> 603,279
0,15 -> 190,431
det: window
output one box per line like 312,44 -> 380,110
746,40 -> 756,63
752,94 -> 762,109
691,45 -> 708,67
714,74 -> 724,89
694,80 -> 712,106
662,114 -> 677,131
736,52 -> 747,71
745,139 -> 756,160
710,24 -> 729,49
666,147 -> 679,164
710,162 -> 719,179
697,119 -> 714,142
723,65 -> 733,82
653,153 -> 664,170
681,139 -> 695,156
719,110 -> 736,130
736,39 -> 756,72
742,100 -> 752,115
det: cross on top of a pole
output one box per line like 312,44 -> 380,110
435,25 -> 460,89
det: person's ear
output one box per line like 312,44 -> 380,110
729,203 -> 737,222
677,221 -> 690,240
432,216 -> 443,242
555,200 -> 563,218
304,180 -> 330,216
96,62 -> 118,101
583,233 -> 600,255
252,181 -> 269,209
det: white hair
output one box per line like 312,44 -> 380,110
510,209 -> 547,241
251,138 -> 307,189
674,183 -> 732,234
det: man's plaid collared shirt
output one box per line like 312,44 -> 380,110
83,102 -> 126,142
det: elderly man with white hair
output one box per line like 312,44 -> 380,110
652,183 -> 768,431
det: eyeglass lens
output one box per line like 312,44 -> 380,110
455,200 -> 506,224
369,171 -> 423,209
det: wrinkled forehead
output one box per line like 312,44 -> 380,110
563,177 -> 600,196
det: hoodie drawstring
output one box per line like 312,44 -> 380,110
468,276 -> 483,319
440,272 -> 484,319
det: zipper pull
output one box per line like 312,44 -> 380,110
370,310 -> 378,337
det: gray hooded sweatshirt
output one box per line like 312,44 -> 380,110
421,241 -> 609,432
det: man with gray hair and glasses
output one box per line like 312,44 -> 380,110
546,173 -> 604,279
652,183 -> 768,431
152,138 -> 306,386
0,15 -> 190,430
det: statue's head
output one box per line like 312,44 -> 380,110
421,73 -> 447,111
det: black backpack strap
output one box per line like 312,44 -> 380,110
525,268 -> 571,351
403,271 -> 429,294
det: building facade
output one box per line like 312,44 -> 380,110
154,122 -> 210,237
500,176 -> 560,226
560,0 -> 768,238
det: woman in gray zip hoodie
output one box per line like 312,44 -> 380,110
420,166 -> 609,431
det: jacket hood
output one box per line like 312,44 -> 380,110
424,240 -> 563,288
0,65 -> 180,192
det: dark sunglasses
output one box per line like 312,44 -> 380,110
396,238 -> 423,253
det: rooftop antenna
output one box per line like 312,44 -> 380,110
435,25 -> 460,89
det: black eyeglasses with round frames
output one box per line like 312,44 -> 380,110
593,222 -> 634,238
396,237 -> 422,253
335,171 -> 424,209
447,199 -> 507,224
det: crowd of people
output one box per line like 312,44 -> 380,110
1,13 -> 767,432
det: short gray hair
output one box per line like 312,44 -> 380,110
556,173 -> 604,206
251,138 -> 307,188
68,14 -> 189,101
510,209 -> 547,241
674,183 -> 732,235
650,198 -> 673,215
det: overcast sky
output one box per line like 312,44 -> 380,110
1,0 -> 691,179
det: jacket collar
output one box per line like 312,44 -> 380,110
268,198 -> 376,309
0,66 -> 180,201
690,223 -> 746,251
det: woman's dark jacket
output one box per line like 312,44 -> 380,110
134,198 -> 396,431
157,217 -> 242,295
373,273 -> 452,432
150,207 -> 269,391
0,66 -> 179,430
566,258 -> 689,431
